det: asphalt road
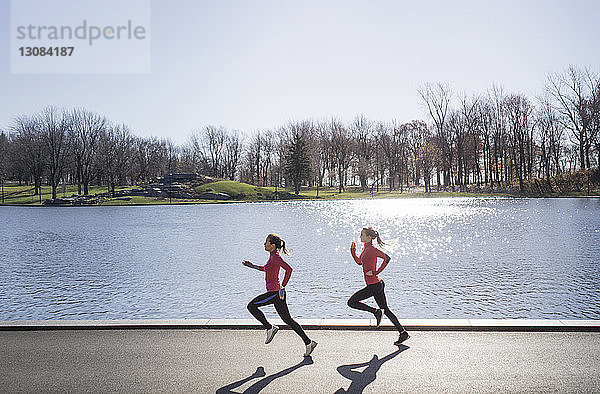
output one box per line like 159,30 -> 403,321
1,329 -> 599,393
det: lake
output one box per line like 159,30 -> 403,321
1,198 -> 599,320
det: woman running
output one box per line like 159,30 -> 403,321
243,233 -> 317,357
348,227 -> 410,346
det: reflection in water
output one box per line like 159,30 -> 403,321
1,198 -> 599,320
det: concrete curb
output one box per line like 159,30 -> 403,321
1,319 -> 600,332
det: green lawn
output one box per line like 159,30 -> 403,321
195,180 -> 264,198
195,180 -> 302,200
1,184 -> 141,205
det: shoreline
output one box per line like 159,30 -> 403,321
2,193 -> 600,207
2,179 -> 599,206
2,318 -> 599,332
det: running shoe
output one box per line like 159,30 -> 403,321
304,340 -> 318,357
394,331 -> 410,346
265,325 -> 279,344
374,309 -> 383,327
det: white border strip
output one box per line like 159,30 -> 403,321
1,318 -> 599,331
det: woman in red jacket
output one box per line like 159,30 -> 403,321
348,226 -> 410,346
243,233 -> 317,357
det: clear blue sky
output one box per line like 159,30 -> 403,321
1,0 -> 599,144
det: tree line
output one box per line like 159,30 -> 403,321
0,65 -> 599,199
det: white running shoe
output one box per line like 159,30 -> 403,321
304,340 -> 317,357
265,325 -> 279,344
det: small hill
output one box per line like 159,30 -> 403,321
194,180 -> 298,200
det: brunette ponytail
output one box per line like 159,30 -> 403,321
267,233 -> 289,254
363,226 -> 386,247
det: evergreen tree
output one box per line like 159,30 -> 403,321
284,132 -> 311,195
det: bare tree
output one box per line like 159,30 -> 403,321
489,85 -> 509,188
10,115 -> 45,195
418,82 -> 452,189
0,131 -> 8,202
222,130 -> 242,180
537,95 -> 564,191
372,122 -> 391,191
241,132 -> 262,185
69,108 -> 107,195
259,130 -> 275,187
38,107 -> 72,200
242,130 -> 274,186
401,120 -> 425,190
589,81 -> 600,168
477,97 -> 495,187
309,120 -> 331,196
205,126 -> 226,178
370,122 -> 391,192
330,119 -> 353,193
97,124 -> 134,195
546,66 -> 598,170
505,94 -> 534,192
186,131 -> 207,174
417,128 -> 438,193
376,123 -> 394,191
178,144 -> 198,173
132,136 -> 164,184
188,126 -> 228,178
350,114 -> 373,191
457,94 -> 481,190
163,138 -> 179,175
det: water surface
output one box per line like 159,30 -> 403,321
1,198 -> 599,320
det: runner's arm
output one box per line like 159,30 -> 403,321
242,260 -> 263,271
350,242 -> 362,265
375,254 -> 391,275
280,258 -> 293,287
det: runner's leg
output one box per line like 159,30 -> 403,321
373,281 -> 405,333
274,295 -> 311,345
347,284 -> 378,314
247,292 -> 278,329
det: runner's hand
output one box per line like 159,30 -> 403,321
243,260 -> 258,270
279,288 -> 285,299
350,242 -> 356,253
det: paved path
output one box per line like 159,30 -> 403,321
1,329 -> 599,393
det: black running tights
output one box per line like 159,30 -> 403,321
247,291 -> 311,345
347,280 -> 405,333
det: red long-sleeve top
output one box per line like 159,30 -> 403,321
352,242 -> 385,285
259,250 -> 292,291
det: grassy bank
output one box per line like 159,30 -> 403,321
0,184 -> 139,205
1,180 -> 599,207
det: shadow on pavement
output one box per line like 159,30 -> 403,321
216,356 -> 314,394
335,345 -> 409,394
